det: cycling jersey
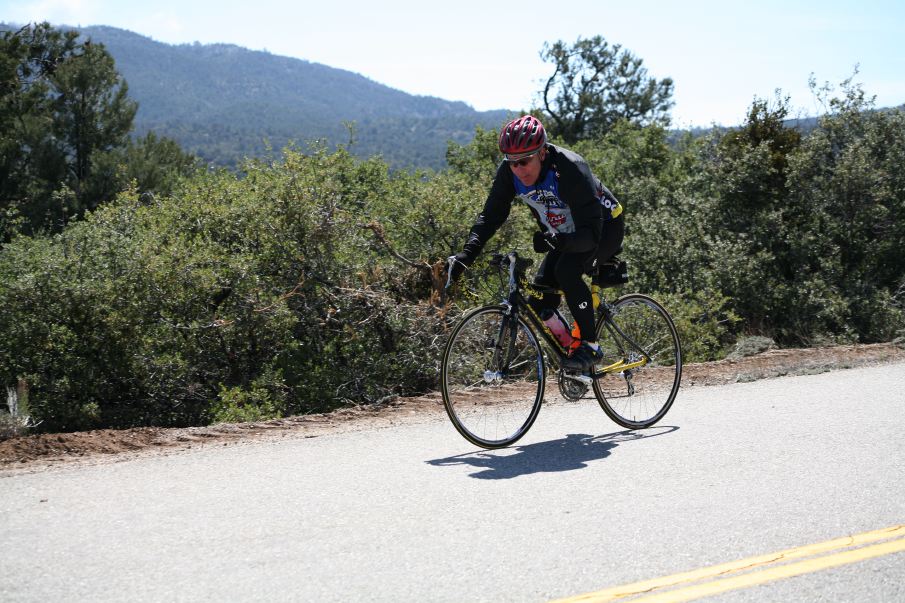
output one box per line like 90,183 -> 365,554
461,144 -> 622,261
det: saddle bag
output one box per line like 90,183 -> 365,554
595,257 -> 629,287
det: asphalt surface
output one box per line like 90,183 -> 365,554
2,362 -> 904,602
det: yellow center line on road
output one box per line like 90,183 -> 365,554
553,524 -> 905,603
626,536 -> 905,603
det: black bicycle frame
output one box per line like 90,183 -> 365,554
495,252 -> 577,365
494,251 -> 655,380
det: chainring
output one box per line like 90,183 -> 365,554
557,371 -> 589,401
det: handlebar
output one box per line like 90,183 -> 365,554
445,256 -> 462,290
444,251 -> 534,296
488,252 -> 533,273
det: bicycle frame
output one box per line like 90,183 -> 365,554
492,251 -> 653,381
443,250 -> 682,446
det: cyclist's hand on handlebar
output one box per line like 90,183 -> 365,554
445,253 -> 469,288
533,231 -> 559,253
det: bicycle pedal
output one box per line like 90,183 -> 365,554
564,372 -> 593,386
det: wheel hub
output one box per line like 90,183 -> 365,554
483,370 -> 503,384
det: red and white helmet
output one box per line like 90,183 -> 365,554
499,115 -> 547,158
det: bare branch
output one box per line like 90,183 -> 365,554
362,221 -> 431,272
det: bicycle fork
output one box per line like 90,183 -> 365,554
483,312 -> 519,384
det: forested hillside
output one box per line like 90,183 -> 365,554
68,26 -> 511,169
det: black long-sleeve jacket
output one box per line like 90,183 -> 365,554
460,144 -> 622,263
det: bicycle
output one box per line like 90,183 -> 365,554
441,251 -> 682,449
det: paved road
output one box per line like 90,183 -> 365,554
2,363 -> 904,602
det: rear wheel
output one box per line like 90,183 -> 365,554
441,305 -> 545,448
592,294 -> 682,428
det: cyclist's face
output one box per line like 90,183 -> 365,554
509,148 -> 545,186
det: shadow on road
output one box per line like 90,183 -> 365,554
426,426 -> 678,480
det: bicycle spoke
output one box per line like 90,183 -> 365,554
593,294 -> 682,429
441,306 -> 545,448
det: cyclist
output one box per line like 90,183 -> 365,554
448,114 -> 624,373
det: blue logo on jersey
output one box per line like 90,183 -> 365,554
514,170 -> 565,208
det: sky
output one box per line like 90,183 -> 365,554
3,0 -> 904,128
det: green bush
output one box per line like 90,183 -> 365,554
2,81 -> 903,433
0,143 -> 511,431
728,336 -> 777,359
651,289 -> 741,363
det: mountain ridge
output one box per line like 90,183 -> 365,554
64,25 -> 515,169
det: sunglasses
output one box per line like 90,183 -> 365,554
507,153 -> 538,168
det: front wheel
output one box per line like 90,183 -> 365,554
593,294 -> 682,429
441,305 -> 545,449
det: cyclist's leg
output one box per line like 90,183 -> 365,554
528,250 -> 562,315
602,214 -> 625,261
553,249 -> 598,342
592,215 -> 625,286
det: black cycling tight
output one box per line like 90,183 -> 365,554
528,247 -> 598,343
529,215 -> 625,343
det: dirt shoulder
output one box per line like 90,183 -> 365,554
2,342 -> 903,472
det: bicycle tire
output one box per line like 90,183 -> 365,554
592,294 -> 682,429
441,305 -> 545,449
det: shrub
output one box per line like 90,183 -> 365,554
728,336 -> 777,360
651,289 -> 741,363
